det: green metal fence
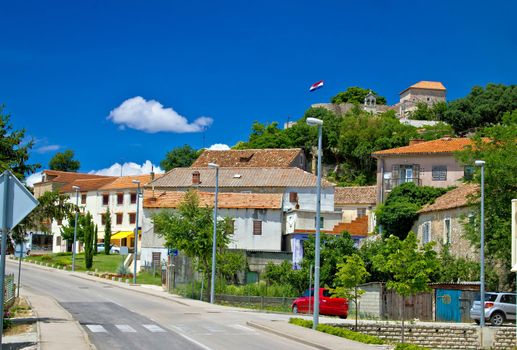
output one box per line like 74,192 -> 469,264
4,274 -> 15,307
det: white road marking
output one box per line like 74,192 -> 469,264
115,324 -> 137,332
203,325 -> 224,332
171,325 -> 191,333
172,330 -> 214,350
86,325 -> 107,333
230,324 -> 256,332
143,324 -> 167,332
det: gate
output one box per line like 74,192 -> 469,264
436,289 -> 461,322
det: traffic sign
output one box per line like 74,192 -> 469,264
0,172 -> 39,230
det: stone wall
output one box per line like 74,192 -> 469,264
332,322 -> 517,350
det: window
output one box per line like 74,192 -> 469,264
314,217 -> 324,229
357,208 -> 367,218
231,219 -> 236,234
116,213 -> 123,225
444,218 -> 452,244
501,294 -> 516,304
117,193 -> 124,205
56,237 -> 61,246
422,221 -> 431,244
432,166 -> 447,181
57,218 -> 63,226
253,220 -> 262,235
289,192 -> 298,202
129,213 -> 136,224
468,213 -> 476,225
102,194 -> 109,206
130,192 -> 137,204
464,166 -> 474,181
101,214 -> 107,225
81,193 -> 87,205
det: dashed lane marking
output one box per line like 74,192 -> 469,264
143,324 -> 167,333
86,325 -> 107,333
115,324 -> 137,333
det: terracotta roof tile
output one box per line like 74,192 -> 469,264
418,184 -> 479,213
60,177 -> 118,193
148,167 -> 334,189
372,137 -> 481,156
192,148 -> 303,168
38,170 -> 111,185
334,186 -> 377,205
99,174 -> 163,190
400,81 -> 446,95
144,190 -> 283,209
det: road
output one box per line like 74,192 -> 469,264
6,260 -> 317,350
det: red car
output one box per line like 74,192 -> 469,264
292,288 -> 348,318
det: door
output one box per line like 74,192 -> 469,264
436,289 -> 461,322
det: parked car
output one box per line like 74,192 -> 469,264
470,292 -> 516,326
292,288 -> 348,318
96,243 -> 120,254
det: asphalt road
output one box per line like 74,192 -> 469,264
6,261 -> 317,350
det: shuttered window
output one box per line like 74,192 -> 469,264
432,166 -> 447,181
289,192 -> 298,202
253,220 -> 262,235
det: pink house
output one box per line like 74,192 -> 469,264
372,137 -> 477,203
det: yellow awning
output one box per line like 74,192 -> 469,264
111,231 -> 134,240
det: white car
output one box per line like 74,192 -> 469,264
96,243 -> 120,254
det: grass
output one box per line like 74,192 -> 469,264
136,271 -> 162,286
28,252 -> 124,272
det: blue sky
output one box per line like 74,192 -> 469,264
1,0 -> 516,179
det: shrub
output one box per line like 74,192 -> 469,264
116,263 -> 131,276
395,344 -> 431,350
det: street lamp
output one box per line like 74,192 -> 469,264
475,160 -> 485,328
208,162 -> 219,304
71,186 -> 80,271
306,117 -> 323,330
132,180 -> 141,285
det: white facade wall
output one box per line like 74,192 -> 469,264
282,187 -> 334,212
285,210 -> 342,234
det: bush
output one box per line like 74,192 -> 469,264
116,262 -> 130,276
394,344 -> 431,350
289,318 -> 384,345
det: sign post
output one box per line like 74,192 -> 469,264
0,171 -> 38,347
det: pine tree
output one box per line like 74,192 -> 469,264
83,213 -> 94,269
93,224 -> 98,255
104,208 -> 112,255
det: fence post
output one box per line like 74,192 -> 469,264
261,296 -> 264,309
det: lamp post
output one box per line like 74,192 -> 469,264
208,163 -> 219,304
71,186 -> 80,271
132,180 -> 141,285
475,160 -> 485,328
306,117 -> 323,329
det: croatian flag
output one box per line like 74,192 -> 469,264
309,80 -> 324,92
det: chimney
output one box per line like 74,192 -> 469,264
150,165 -> 155,181
192,171 -> 201,185
409,138 -> 425,146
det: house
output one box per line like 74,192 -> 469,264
398,81 -> 446,117
334,186 -> 377,235
33,170 -> 112,198
192,148 -> 307,170
412,183 -> 478,260
142,166 -> 345,271
372,137 -> 478,203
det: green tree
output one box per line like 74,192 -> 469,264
93,224 -> 98,255
373,232 -> 439,343
152,190 -> 232,293
83,212 -> 95,269
104,208 -> 112,255
331,87 -> 387,105
376,183 -> 448,239
48,149 -> 80,172
437,244 -> 480,283
443,84 -> 517,134
331,254 -> 370,330
457,123 -> 517,287
410,102 -> 447,121
160,144 -> 201,171
217,249 -> 247,285
0,105 -> 40,179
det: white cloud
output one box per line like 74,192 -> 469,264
107,96 -> 213,133
35,144 -> 61,154
90,160 -> 164,177
208,143 -> 231,151
24,172 -> 42,187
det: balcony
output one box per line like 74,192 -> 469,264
383,177 -> 421,192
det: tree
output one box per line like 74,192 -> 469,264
0,105 -> 40,179
457,123 -> 517,287
160,145 -> 200,171
104,208 -> 112,255
93,224 -> 98,255
331,254 -> 370,330
83,212 -> 95,269
152,190 -> 233,294
373,232 -> 439,343
443,84 -> 517,134
331,87 -> 387,105
48,149 -> 80,172
376,182 -> 448,239
410,102 -> 447,121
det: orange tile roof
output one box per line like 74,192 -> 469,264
372,137 -> 478,156
60,178 -> 118,193
400,81 -> 446,94
334,186 -> 377,205
418,183 -> 479,213
38,170 -> 111,185
99,174 -> 163,190
192,148 -> 303,168
144,190 -> 283,209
